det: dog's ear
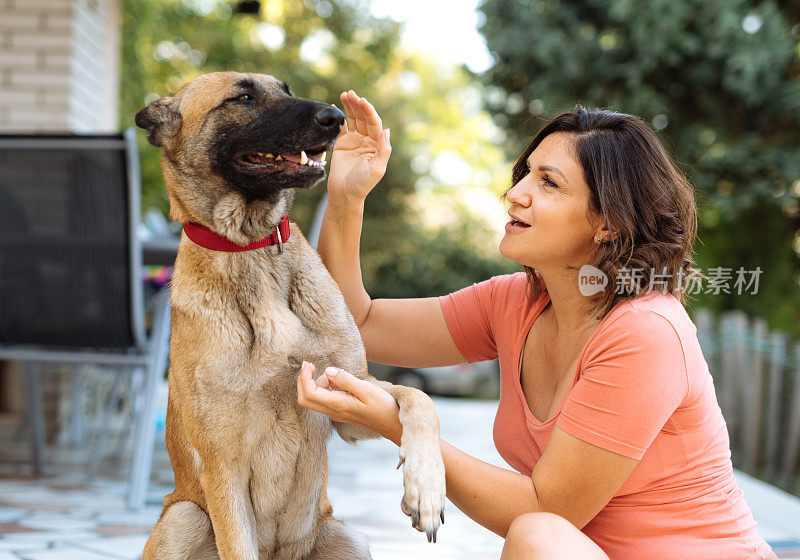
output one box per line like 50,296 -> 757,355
135,97 -> 181,147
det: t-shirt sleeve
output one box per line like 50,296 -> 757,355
438,276 -> 504,363
556,309 -> 690,460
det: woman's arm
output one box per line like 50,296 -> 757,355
297,364 -> 638,536
321,92 -> 463,366
441,429 -> 637,535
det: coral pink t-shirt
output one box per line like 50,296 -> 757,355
439,272 -> 772,560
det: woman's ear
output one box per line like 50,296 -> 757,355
593,224 -> 619,244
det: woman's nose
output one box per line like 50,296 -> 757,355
506,181 -> 532,207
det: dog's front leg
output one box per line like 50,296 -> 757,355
373,380 -> 446,542
333,419 -> 379,443
200,460 -> 258,560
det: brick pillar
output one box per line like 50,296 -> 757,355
0,0 -> 120,133
0,0 -> 122,438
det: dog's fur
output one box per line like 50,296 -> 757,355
135,72 -> 445,560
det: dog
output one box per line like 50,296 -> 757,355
134,72 -> 446,560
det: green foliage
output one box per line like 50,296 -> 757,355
121,0 -> 513,298
121,0 -> 404,221
365,206 -> 520,299
478,0 -> 800,334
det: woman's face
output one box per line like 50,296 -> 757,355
499,132 -> 605,270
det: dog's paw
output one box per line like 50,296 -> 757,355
397,439 -> 446,543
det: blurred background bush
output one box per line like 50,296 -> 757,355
121,0 -> 800,334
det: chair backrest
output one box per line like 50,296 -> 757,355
0,129 -> 145,350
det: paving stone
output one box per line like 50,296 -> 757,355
0,397 -> 797,559
18,543 -> 125,560
0,523 -> 38,534
0,531 -> 98,546
76,535 -> 149,559
18,516 -> 98,532
94,524 -> 151,536
0,539 -> 43,553
94,509 -> 161,526
0,509 -> 26,524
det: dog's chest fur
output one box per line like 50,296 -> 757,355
169,238 -> 341,552
172,241 -> 313,380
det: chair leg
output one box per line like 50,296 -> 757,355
127,365 -> 157,510
14,368 -> 54,444
127,287 -> 171,510
87,372 -> 125,479
70,365 -> 86,447
13,408 -> 29,443
113,372 -> 138,462
24,363 -> 46,476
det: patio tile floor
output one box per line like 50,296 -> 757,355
0,397 -> 798,559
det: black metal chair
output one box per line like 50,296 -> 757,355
0,129 -> 170,510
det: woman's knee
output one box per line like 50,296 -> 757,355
502,512 -> 608,560
511,512 -> 569,537
504,513 -> 569,557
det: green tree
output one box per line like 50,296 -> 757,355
121,0 -> 516,298
478,0 -> 800,334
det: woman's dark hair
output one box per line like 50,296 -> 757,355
510,106 -> 702,320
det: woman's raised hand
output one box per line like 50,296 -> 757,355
327,90 -> 391,205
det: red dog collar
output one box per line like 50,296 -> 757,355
182,215 -> 291,252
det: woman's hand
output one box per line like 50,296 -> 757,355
297,361 -> 402,444
327,91 -> 391,206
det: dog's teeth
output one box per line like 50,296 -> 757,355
275,155 -> 283,161
265,153 -> 274,158
321,152 -> 327,163
300,150 -> 308,165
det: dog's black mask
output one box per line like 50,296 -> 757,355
209,95 -> 344,202
135,77 -> 345,204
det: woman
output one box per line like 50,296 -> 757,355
296,90 -> 776,560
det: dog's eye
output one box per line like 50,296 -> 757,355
236,94 -> 254,102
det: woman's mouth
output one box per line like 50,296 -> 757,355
505,219 -> 531,231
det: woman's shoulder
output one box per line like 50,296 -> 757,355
614,290 -> 695,336
456,271 -> 531,302
481,271 -> 547,310
589,291 -> 696,357
443,271 -> 545,328
484,270 -> 530,293
440,271 -> 533,318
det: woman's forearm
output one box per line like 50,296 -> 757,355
306,370 -> 542,538
317,196 -> 372,326
439,440 -> 542,537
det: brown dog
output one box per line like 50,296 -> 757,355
134,72 -> 445,560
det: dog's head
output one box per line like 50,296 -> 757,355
135,72 -> 344,236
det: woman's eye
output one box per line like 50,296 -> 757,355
542,176 -> 559,189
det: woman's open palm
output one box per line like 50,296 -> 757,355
327,90 -> 391,203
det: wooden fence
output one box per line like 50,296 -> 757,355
694,309 -> 800,494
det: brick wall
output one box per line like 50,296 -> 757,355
0,0 -> 120,133
0,0 -> 122,441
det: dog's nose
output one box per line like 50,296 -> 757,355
315,106 -> 345,130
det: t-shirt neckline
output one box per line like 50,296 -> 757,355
513,290 -> 618,429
